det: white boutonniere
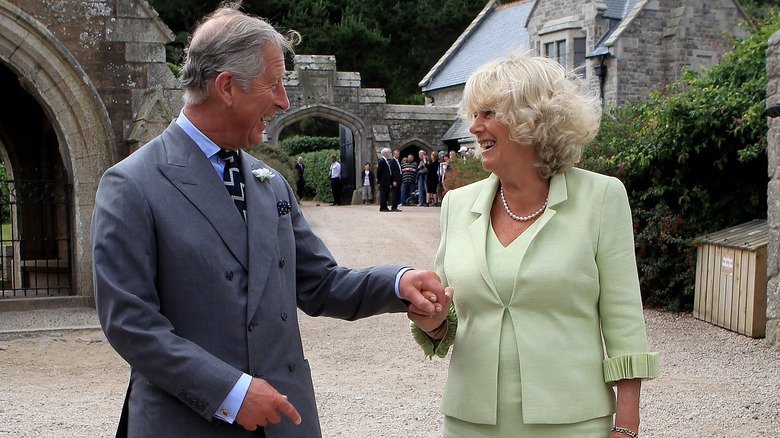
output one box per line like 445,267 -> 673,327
251,167 -> 275,182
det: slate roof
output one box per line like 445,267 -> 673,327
419,0 -> 533,93
441,117 -> 473,144
588,0 -> 647,57
602,0 -> 644,20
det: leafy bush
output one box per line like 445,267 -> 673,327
246,143 -> 297,195
279,136 -> 339,157
444,156 -> 490,190
580,16 -> 779,310
300,149 -> 340,202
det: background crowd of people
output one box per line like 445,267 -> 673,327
359,147 -> 470,210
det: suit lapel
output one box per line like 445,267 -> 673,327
468,174 -> 501,301
156,123 -> 249,271
242,154 -> 279,318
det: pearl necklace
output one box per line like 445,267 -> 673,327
500,185 -> 548,221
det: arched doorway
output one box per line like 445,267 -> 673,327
0,2 -> 115,300
268,105 -> 369,204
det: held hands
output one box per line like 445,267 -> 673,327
235,378 -> 301,431
398,270 -> 448,315
398,270 -> 453,337
407,286 -> 452,338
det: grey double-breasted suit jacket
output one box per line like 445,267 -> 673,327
91,122 -> 407,437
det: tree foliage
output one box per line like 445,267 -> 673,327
579,15 -> 780,310
149,0 -> 487,103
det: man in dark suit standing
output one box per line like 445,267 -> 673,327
376,147 -> 393,212
390,149 -> 403,211
90,4 -> 447,437
294,156 -> 305,199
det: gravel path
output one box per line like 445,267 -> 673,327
0,201 -> 778,437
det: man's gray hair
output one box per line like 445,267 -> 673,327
180,2 -> 300,106
380,148 -> 391,156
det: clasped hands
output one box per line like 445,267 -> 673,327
400,269 -> 452,336
234,269 -> 450,431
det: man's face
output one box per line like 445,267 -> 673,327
298,157 -> 303,163
228,44 -> 289,149
393,150 -> 400,159
407,154 -> 414,162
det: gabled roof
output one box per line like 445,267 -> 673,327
588,0 -> 648,58
419,0 -> 533,93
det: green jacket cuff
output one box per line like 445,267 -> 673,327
603,352 -> 660,382
410,307 -> 457,359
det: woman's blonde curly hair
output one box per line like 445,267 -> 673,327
458,51 -> 601,179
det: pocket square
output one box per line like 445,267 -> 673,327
277,200 -> 291,216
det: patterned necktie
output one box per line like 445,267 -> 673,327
216,148 -> 246,221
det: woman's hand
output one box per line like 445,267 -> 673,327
408,287 -> 453,338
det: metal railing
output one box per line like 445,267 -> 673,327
0,173 -> 72,297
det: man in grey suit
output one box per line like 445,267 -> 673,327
90,4 -> 447,437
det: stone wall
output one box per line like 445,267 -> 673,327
525,0 -> 747,107
609,0 -> 746,106
12,0 -> 181,157
765,29 -> 780,350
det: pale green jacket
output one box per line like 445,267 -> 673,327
416,169 -> 659,426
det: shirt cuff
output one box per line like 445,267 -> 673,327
214,373 -> 252,423
395,267 -> 412,299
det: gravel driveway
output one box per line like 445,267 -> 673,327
0,201 -> 778,437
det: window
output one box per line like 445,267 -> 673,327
574,37 -> 586,75
542,34 -> 588,75
545,39 -> 567,69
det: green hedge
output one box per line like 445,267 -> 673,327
245,143 -> 297,197
280,137 -> 339,156
300,149 -> 340,202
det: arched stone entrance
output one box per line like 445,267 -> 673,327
0,1 -> 115,302
266,55 -> 459,204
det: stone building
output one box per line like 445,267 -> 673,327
766,29 -> 780,350
0,0 -> 180,306
421,0 -> 749,143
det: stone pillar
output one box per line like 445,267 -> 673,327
765,29 -> 780,350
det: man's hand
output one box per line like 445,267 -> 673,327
398,270 -> 448,315
235,378 -> 301,431
408,286 -> 453,336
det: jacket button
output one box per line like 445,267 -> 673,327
288,362 -> 296,372
226,271 -> 234,280
281,311 -> 288,321
279,259 -> 285,268
248,322 -> 257,331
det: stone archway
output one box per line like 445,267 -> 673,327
266,55 -> 459,204
0,1 -> 115,300
267,104 -> 370,205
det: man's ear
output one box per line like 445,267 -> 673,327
214,71 -> 236,107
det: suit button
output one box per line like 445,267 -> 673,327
279,259 -> 285,268
226,271 -> 234,280
248,322 -> 257,331
288,362 -> 296,372
281,311 -> 288,321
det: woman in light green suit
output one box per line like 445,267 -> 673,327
409,53 -> 659,438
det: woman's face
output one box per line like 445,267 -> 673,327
469,109 -> 526,176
